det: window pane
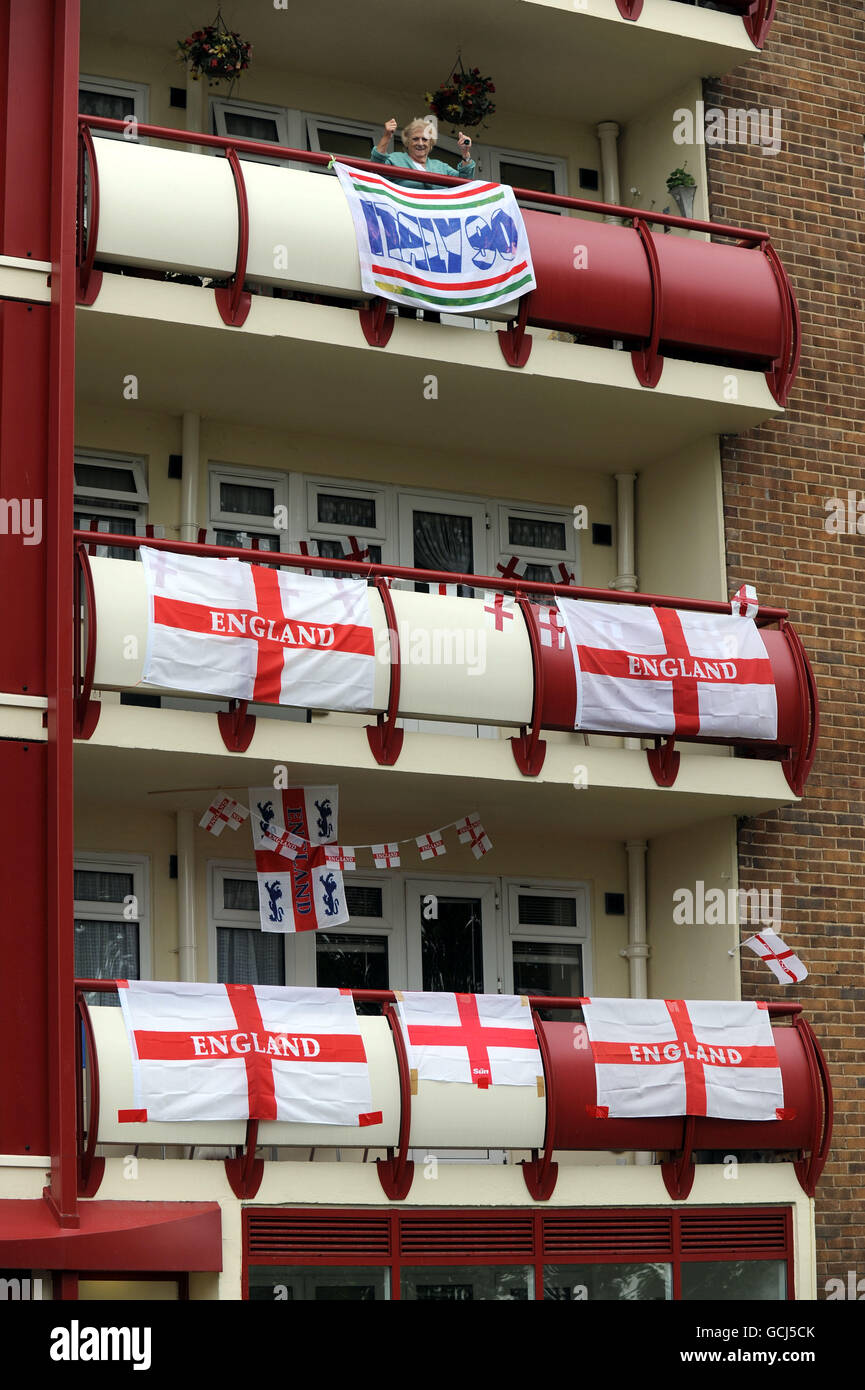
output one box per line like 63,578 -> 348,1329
248,1267 -> 387,1301
316,933 -> 388,999
499,162 -> 556,194
225,111 -> 279,143
79,90 -> 131,121
317,539 -> 382,565
314,129 -> 372,160
75,462 -> 139,494
413,511 -> 473,573
544,1263 -> 671,1301
523,563 -> 554,584
74,869 -> 135,903
317,493 -> 377,529
217,926 -> 285,986
346,885 -> 383,918
75,919 -> 139,1004
401,1267 -> 532,1301
680,1261 -> 787,1302
517,894 -> 577,928
421,896 -> 483,993
222,877 -> 259,912
214,529 -> 281,552
513,941 -> 582,1019
219,481 -> 275,516
508,516 -> 567,551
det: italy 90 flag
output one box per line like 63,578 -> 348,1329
335,162 -> 536,314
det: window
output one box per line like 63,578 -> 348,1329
74,854 -> 150,1003
315,881 -> 395,1011
305,478 -> 390,564
495,502 -> 578,585
484,147 -> 568,213
79,75 -> 149,130
210,864 -> 289,987
209,464 -> 289,551
211,98 -> 299,163
506,884 -> 590,1019
306,113 -> 378,164
74,450 -> 148,560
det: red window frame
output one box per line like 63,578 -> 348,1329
243,1206 -> 794,1301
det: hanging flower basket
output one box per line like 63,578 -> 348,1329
177,9 -> 252,92
425,58 -> 496,130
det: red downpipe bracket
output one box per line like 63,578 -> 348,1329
631,217 -> 664,388
510,596 -> 547,776
497,292 -> 532,368
217,698 -> 256,753
521,1013 -> 559,1200
224,1119 -> 265,1199
366,577 -> 405,766
377,1003 -> 415,1200
214,147 -> 252,327
647,734 -> 680,788
73,544 -> 101,740
359,297 -> 395,348
76,122 -> 103,306
744,0 -> 777,49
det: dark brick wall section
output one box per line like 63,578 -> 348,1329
705,3 -> 865,1293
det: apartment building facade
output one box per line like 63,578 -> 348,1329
0,0 -> 841,1302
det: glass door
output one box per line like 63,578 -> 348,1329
405,879 -> 498,994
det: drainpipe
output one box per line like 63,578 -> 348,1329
610,472 -> 637,592
596,121 -> 622,225
621,839 -> 654,1166
179,411 -> 201,543
176,811 -> 196,982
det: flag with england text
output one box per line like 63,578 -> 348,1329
335,162 -> 536,314
580,997 -> 784,1121
743,930 -> 808,984
250,786 -> 348,933
140,547 -> 375,711
396,991 -> 543,1089
118,980 -> 375,1124
555,599 -> 778,741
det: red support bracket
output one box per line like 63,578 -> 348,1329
615,0 -> 644,16
76,122 -> 103,306
779,619 -> 819,797
359,297 -> 395,348
224,1119 -> 265,1200
744,0 -> 776,49
214,147 -> 252,328
631,216 -> 664,388
217,698 -> 256,752
763,239 -> 801,407
521,1014 -> 558,1200
73,544 -> 101,740
661,1115 -> 696,1201
377,1004 -> 415,1200
366,577 -> 405,766
497,293 -> 532,368
647,734 -> 680,787
76,996 -> 105,1199
510,596 -> 547,776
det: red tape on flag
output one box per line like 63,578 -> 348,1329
358,1111 -> 383,1127
118,1108 -> 148,1122
586,1104 -> 609,1118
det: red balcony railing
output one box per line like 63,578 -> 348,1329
76,117 -> 800,405
75,980 -> 831,1204
617,0 -> 776,48
72,530 -> 819,795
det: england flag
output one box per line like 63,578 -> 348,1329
249,786 -> 348,933
396,991 -> 543,1089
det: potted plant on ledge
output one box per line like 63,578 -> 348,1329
666,163 -> 697,219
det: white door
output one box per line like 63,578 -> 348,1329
405,878 -> 499,994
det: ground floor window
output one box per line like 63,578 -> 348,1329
243,1208 -> 793,1302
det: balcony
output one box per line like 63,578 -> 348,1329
70,533 -> 817,831
71,120 -> 800,470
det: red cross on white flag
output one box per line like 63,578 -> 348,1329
140,547 -> 376,712
372,843 -> 401,869
580,997 -> 784,1120
228,801 -> 249,829
731,583 -> 759,619
555,562 -> 576,587
117,980 -> 377,1125
743,931 -> 808,984
555,599 -> 778,741
396,992 -> 542,1089
261,824 -> 303,860
324,845 -> 356,872
250,786 -> 347,933
495,555 -> 526,581
537,605 -> 566,649
483,591 -> 516,631
199,794 -> 238,836
342,536 -> 371,564
455,813 -> 493,859
416,830 -> 446,861
435,582 -> 459,597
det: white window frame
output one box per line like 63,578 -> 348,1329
208,859 -> 297,987
305,111 -> 378,165
495,500 -> 580,584
209,462 -> 289,550
397,491 -> 490,578
78,74 -> 150,133
73,851 -> 152,983
305,476 -> 392,560
503,881 -> 592,997
404,877 -> 499,994
210,96 -> 301,163
74,449 -> 149,507
483,146 -> 568,213
294,874 -> 404,990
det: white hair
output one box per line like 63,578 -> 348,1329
401,116 -> 438,147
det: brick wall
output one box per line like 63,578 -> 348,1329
705,3 -> 865,1294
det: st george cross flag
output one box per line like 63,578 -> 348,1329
556,599 -> 778,742
396,991 -> 543,1089
250,786 -> 348,933
743,930 -> 808,984
416,830 -> 446,860
324,845 -> 356,872
200,794 -> 248,836
580,998 -> 784,1121
335,162 -> 536,314
118,980 -> 374,1124
139,546 -> 375,711
372,843 -> 401,869
455,812 -> 493,859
